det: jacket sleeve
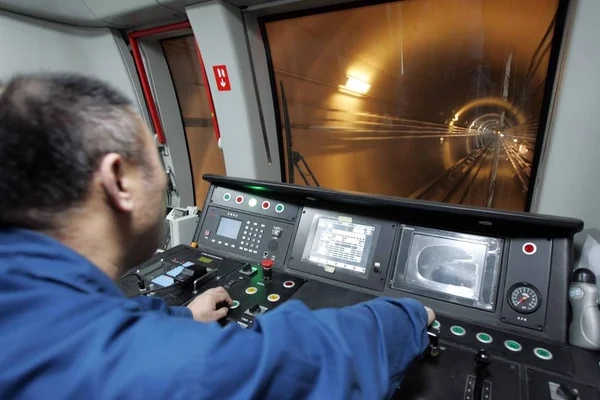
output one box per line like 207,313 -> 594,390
128,295 -> 193,318
188,297 -> 429,399
99,297 -> 428,400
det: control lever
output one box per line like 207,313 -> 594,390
192,268 -> 218,294
426,326 -> 440,358
474,350 -> 491,400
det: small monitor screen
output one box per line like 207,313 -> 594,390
216,217 -> 242,240
394,228 -> 502,311
303,217 -> 376,274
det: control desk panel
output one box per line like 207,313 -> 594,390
123,175 -> 600,400
197,186 -> 297,266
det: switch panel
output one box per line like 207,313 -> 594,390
210,187 -> 298,221
199,206 -> 294,265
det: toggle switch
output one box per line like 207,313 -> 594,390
239,263 -> 256,277
249,303 -> 261,314
245,303 -> 267,317
556,384 -> 580,400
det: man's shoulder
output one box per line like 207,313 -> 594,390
0,267 -> 215,398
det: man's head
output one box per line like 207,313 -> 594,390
0,73 -> 167,274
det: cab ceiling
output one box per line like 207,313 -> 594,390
0,0 -> 272,28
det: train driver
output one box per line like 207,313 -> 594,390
0,73 -> 435,399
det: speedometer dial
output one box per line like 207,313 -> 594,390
508,283 -> 541,314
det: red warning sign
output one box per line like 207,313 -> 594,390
213,65 -> 231,91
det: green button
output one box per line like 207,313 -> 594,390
476,333 -> 493,344
432,320 -> 441,329
534,347 -> 553,360
223,193 -> 231,201
504,340 -> 522,352
230,300 -> 240,309
275,204 -> 284,213
450,325 -> 466,336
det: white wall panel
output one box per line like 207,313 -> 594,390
533,0 -> 600,237
0,10 -> 141,114
187,0 -> 281,181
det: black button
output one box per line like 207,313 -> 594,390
374,267 -> 379,273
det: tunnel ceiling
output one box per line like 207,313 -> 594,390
267,0 -> 558,127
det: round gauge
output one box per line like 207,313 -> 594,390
508,283 -> 541,314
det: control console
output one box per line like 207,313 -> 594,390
197,186 -> 297,265
217,259 -> 306,328
121,175 -> 600,399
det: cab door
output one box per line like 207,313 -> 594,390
128,22 -> 225,207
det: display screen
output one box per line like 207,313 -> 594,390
393,228 -> 502,311
216,217 -> 242,240
303,217 -> 376,274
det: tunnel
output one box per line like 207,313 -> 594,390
263,0 -> 560,211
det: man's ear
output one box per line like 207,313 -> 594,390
98,153 -> 134,213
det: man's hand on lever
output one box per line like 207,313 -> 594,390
187,287 -> 232,322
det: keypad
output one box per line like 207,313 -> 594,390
244,223 -> 263,238
229,221 -> 267,254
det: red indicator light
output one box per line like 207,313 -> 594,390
523,243 -> 537,255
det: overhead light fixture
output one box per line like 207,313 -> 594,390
500,134 -> 504,137
340,75 -> 371,95
513,138 -> 518,143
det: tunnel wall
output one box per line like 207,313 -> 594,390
533,0 -> 600,236
276,71 -> 486,201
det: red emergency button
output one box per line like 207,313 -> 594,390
523,243 -> 537,255
261,259 -> 273,281
235,196 -> 244,204
262,201 -> 271,210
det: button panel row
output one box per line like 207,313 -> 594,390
210,239 -> 238,249
436,320 -> 554,361
223,192 -> 285,213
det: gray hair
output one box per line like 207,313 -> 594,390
0,73 -> 147,229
